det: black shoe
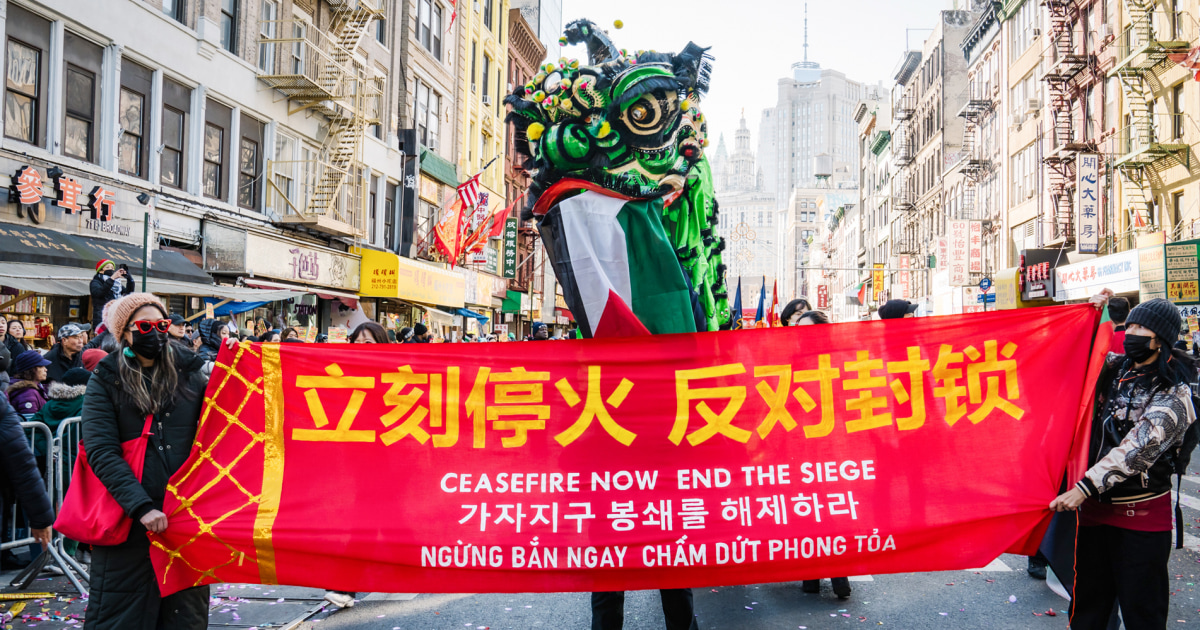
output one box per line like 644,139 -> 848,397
1027,556 -> 1047,580
831,577 -> 852,599
801,580 -> 820,593
0,550 -> 29,570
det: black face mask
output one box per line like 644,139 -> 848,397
1124,334 -> 1158,364
131,328 -> 168,359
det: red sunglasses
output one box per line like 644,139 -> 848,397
130,319 -> 171,334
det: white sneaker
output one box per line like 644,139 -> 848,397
41,565 -> 64,576
323,590 -> 355,609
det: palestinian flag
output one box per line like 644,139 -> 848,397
536,189 -> 701,339
845,280 -> 867,306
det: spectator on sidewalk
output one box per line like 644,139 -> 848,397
81,293 -> 210,629
82,348 -> 107,372
5,319 -> 29,358
0,394 -> 54,568
44,323 -> 90,386
7,351 -> 50,415
89,260 -> 133,330
0,317 -> 10,393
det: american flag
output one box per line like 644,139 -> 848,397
458,174 -> 482,209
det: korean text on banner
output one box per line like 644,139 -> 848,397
151,306 -> 1103,595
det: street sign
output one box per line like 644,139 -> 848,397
979,277 -> 992,292
976,294 -> 996,304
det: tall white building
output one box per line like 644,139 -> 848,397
509,0 -> 563,59
714,115 -> 778,311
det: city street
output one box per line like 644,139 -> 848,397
8,475 -> 1200,629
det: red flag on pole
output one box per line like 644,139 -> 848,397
769,281 -> 780,327
434,196 -> 467,267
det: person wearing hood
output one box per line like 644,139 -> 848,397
197,319 -> 229,362
44,323 -> 90,386
32,367 -> 89,444
1051,294 -> 1198,629
7,351 -> 50,415
81,293 -> 212,629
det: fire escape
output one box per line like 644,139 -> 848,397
1041,0 -> 1097,244
259,0 -> 384,238
892,91 -> 917,212
957,79 -> 996,221
1107,0 -> 1191,235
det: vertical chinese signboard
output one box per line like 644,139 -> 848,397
1139,244 -> 1167,301
872,263 -> 885,302
501,217 -> 518,279
968,221 -> 983,276
1077,154 -> 1100,254
816,284 -> 829,309
898,256 -> 910,299
937,237 -> 948,270
948,220 -> 970,286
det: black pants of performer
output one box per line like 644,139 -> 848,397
1070,524 -> 1170,630
591,589 -> 698,630
83,532 -> 208,630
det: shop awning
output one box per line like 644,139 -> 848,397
423,307 -> 455,327
0,263 -> 93,295
0,224 -> 213,284
456,308 -> 489,323
243,278 -> 359,308
419,146 -> 460,188
501,290 -> 523,313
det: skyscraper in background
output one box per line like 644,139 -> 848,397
509,0 -> 563,59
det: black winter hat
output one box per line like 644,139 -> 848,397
414,323 -> 428,336
1126,298 -> 1182,346
63,367 -> 91,387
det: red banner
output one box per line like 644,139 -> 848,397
151,305 -> 1104,596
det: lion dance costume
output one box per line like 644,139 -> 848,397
506,19 -> 730,338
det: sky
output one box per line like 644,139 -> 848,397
556,0 -> 956,149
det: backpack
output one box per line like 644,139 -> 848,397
1172,385 -> 1200,549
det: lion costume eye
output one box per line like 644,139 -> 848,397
620,94 -> 676,136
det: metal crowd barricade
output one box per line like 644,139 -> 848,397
1,420 -> 87,596
53,417 -> 89,595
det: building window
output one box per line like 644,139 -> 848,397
118,88 -> 145,176
1173,191 -> 1185,230
258,0 -> 277,72
4,40 -> 39,144
289,21 -> 306,75
415,80 -> 441,150
470,41 -> 477,91
369,175 -> 379,243
161,106 -> 185,188
272,132 -> 295,213
375,5 -> 387,45
483,0 -> 493,31
63,66 -> 96,162
482,54 -> 491,103
238,138 -> 259,209
162,0 -> 185,23
220,0 -> 238,54
1173,83 -> 1185,139
417,0 -> 441,61
384,182 -> 397,250
204,123 -> 224,198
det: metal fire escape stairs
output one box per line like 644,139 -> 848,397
957,83 -> 995,222
1041,0 -> 1095,244
1107,0 -> 1191,234
259,0 -> 383,238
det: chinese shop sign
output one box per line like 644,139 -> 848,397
7,164 -> 132,237
1076,154 -> 1100,254
502,217 -> 519,280
151,305 -> 1104,596
1141,240 -> 1200,305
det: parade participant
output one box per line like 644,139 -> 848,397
877,299 -> 918,320
350,322 -> 389,344
89,260 -> 133,329
8,350 -> 50,415
44,323 -> 90,385
531,322 -> 550,340
790,308 -> 851,598
5,319 -> 29,358
1108,297 -> 1130,354
1050,293 -> 1197,629
780,299 -> 813,326
81,293 -> 210,629
264,330 -> 283,343
408,323 -> 430,343
0,394 -> 53,560
280,327 -> 300,341
398,327 -> 414,343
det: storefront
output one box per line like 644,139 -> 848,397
204,223 -> 362,336
356,247 -> 466,340
1055,249 -> 1140,302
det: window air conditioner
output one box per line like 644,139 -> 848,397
1026,98 -> 1042,113
482,95 -> 492,105
1032,28 -> 1041,37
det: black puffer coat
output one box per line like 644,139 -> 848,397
0,394 -> 53,529
80,346 -> 209,630
89,272 -> 133,330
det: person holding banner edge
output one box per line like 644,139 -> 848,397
1050,289 -> 1198,629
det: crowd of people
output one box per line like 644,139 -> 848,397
0,289 -> 1194,629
